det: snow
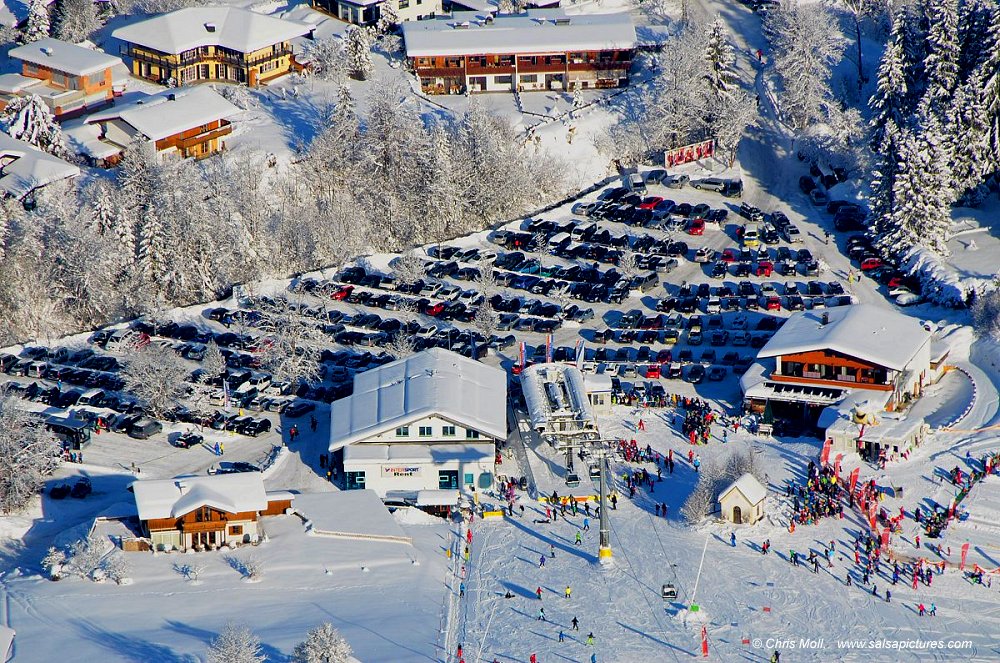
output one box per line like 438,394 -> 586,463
295,490 -> 409,539
401,9 -> 636,58
757,304 -> 932,371
0,132 -> 80,198
8,38 -> 121,77
329,348 -> 507,451
110,7 -> 315,56
84,86 -> 242,143
132,472 -> 269,520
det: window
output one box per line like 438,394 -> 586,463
419,426 -> 432,437
520,74 -> 537,83
396,426 -> 410,437
495,75 -> 512,85
399,0 -> 409,7
464,473 -> 474,486
466,430 -> 480,439
195,507 -> 213,522
228,525 -> 243,536
442,425 -> 456,437
346,471 -> 366,490
438,470 -> 458,489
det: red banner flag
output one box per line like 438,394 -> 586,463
820,438 -> 832,465
961,543 -> 970,570
881,528 -> 890,548
849,467 -> 860,494
518,342 -> 525,369
701,626 -> 708,657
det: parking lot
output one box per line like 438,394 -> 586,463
3,165 -> 914,486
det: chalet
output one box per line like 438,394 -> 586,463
312,0 -> 441,26
83,86 -> 240,163
402,9 -> 636,94
0,39 -> 123,120
132,473 -> 292,552
741,305 -> 932,434
112,7 -> 315,87
329,348 -> 504,500
0,133 -> 80,201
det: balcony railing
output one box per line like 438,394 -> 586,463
174,123 -> 233,150
180,519 -> 227,533
125,47 -> 292,71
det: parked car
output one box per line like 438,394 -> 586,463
284,401 -> 316,418
70,477 -> 92,499
128,418 -> 163,440
173,432 -> 204,449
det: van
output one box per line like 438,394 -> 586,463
570,222 -> 596,241
548,232 -> 572,251
625,172 -> 647,194
742,223 -> 760,249
128,418 -> 163,440
631,271 -> 659,294
77,389 -> 106,408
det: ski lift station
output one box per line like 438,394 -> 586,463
521,363 -> 601,449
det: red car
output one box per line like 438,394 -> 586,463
639,196 -> 664,210
721,248 -> 737,262
424,302 -> 446,317
860,257 -> 883,271
687,219 -> 705,235
645,364 -> 661,379
331,285 -> 354,301
656,349 -> 673,365
765,296 -> 782,310
755,261 -> 774,277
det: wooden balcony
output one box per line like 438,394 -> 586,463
771,373 -> 893,391
466,64 -> 515,75
175,123 -> 233,150
180,520 -> 227,533
414,67 -> 465,78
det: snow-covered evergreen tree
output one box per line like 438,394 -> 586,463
703,16 -> 737,99
945,76 -> 988,202
976,3 -> 1000,168
0,392 -> 61,513
207,623 -> 266,663
922,0 -> 960,108
868,17 -> 909,148
345,26 -> 374,80
0,95 -> 65,155
708,89 -> 757,166
292,623 -> 353,663
55,0 -> 100,43
20,0 -> 51,43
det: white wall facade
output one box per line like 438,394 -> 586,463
343,444 -> 496,496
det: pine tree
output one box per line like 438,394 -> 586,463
945,76 -> 988,202
206,623 -> 266,663
0,95 -> 66,155
292,623 -> 353,663
345,26 -> 374,81
20,0 -> 51,43
977,3 -> 1000,168
899,1 -> 929,101
868,17 -> 908,149
703,16 -> 737,99
377,0 -> 398,34
55,0 -> 99,43
83,179 -> 117,236
868,119 -> 900,246
922,0 -> 960,109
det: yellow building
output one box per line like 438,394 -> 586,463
112,7 -> 315,87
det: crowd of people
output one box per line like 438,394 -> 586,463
786,461 -> 845,526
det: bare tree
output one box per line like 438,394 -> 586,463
201,340 -> 226,381
66,534 -> 109,579
680,460 -> 720,523
473,259 -> 500,300
293,623 -> 354,663
101,552 -> 131,585
385,332 -> 417,359
118,341 -> 190,418
473,303 -> 500,340
392,250 -> 427,285
0,392 -> 61,513
207,623 -> 266,663
174,562 -> 207,583
839,0 -> 874,92
617,249 -> 640,280
42,546 -> 66,579
254,296 -> 324,386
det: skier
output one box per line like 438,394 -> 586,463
539,555 -> 546,568
591,654 -> 597,663
536,587 -> 543,600
467,529 -> 473,544
586,632 -> 595,645
918,603 -> 925,616
537,607 -> 546,621
730,532 -> 736,548
770,652 -> 780,663
872,584 -> 878,598
460,582 -> 465,597
583,518 -> 590,532
550,544 -> 555,559
846,573 -> 852,586
572,616 -> 579,630
565,586 -> 572,599
575,531 -> 583,546
457,644 -> 463,659
310,415 -> 318,432
530,655 -> 537,663
929,603 -> 937,616
886,589 -> 891,603
559,630 -> 565,642
611,494 -> 618,510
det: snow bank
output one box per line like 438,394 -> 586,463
904,246 -> 977,307
392,507 -> 444,526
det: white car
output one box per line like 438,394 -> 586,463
458,289 -> 484,306
784,224 -> 802,243
895,292 -> 924,307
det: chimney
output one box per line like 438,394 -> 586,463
204,22 -> 217,32
41,47 -> 53,56
167,93 -> 176,101
821,312 -> 830,325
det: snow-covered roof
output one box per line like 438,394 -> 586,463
112,7 -> 315,55
9,39 -> 122,77
293,490 -> 406,539
757,305 -> 931,371
582,372 -> 613,393
719,473 -> 766,506
132,473 -> 268,520
329,348 -> 507,451
0,73 -> 42,94
0,134 -> 80,199
743,380 -> 848,406
84,86 -> 240,142
402,9 -> 636,58
521,363 -> 597,433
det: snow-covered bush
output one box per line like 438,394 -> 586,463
215,84 -> 257,111
473,303 -> 500,340
42,546 -> 66,580
902,247 -> 971,308
293,623 -> 353,663
0,393 -> 61,514
207,623 -> 266,663
101,552 -> 131,585
392,250 -> 427,285
66,534 -> 110,579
